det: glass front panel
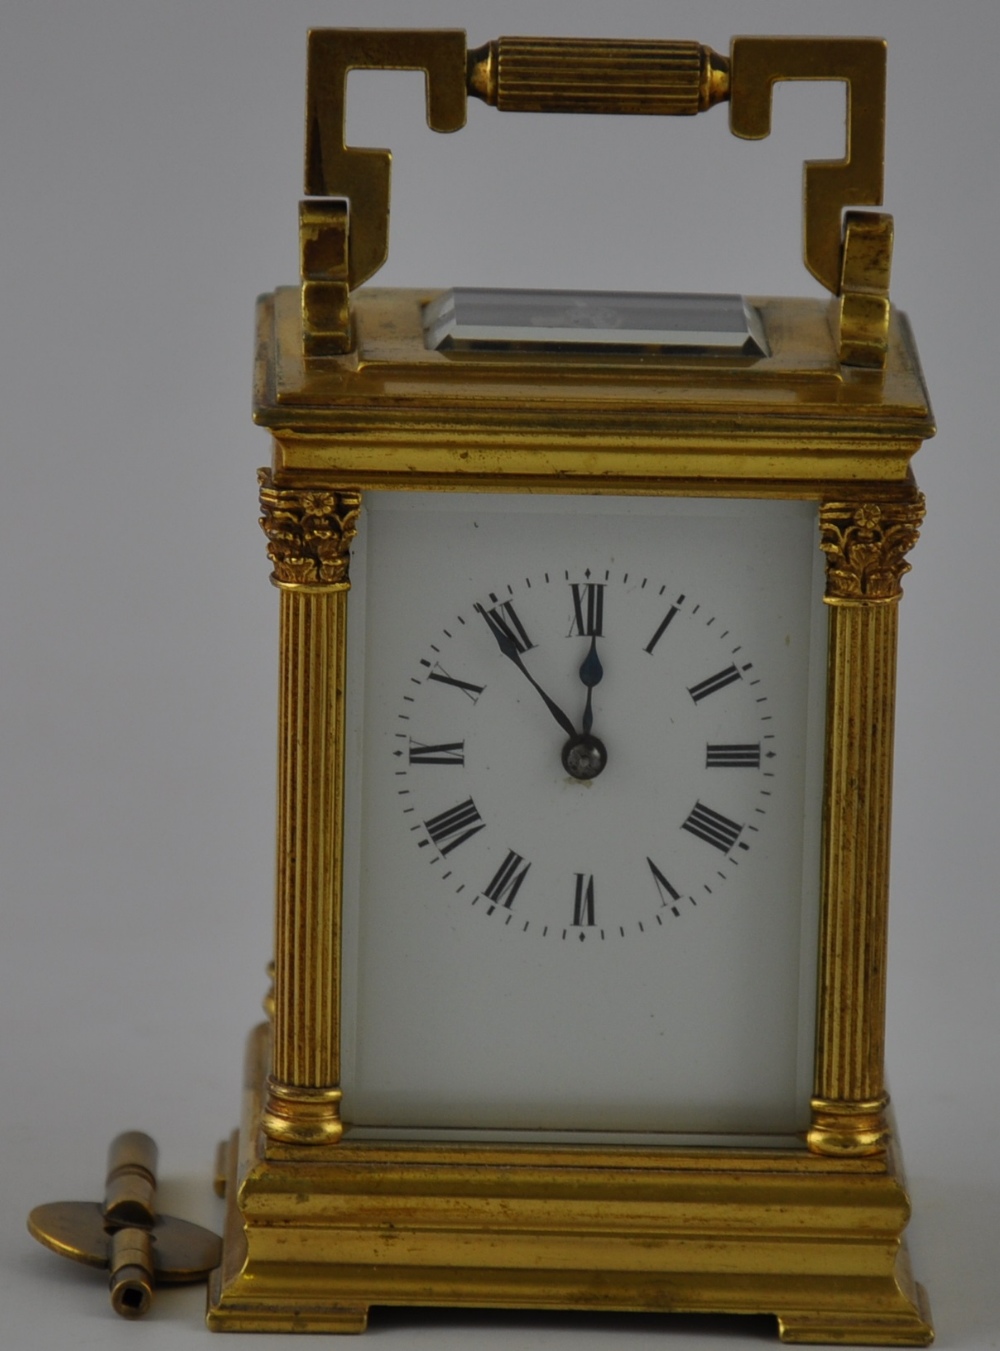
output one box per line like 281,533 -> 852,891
341,493 -> 826,1139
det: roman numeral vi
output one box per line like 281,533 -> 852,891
572,873 -> 596,926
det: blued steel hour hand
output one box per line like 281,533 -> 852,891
579,635 -> 603,735
477,603 -> 607,781
476,604 -> 577,739
562,634 -> 608,781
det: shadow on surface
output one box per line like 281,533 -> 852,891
369,1306 -> 776,1342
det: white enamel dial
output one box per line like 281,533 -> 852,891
396,569 -> 776,943
341,493 -> 827,1138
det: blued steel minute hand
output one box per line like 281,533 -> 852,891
477,605 -> 577,738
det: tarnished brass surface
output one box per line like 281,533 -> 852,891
729,37 -> 887,298
838,212 -> 895,367
304,29 -> 468,290
227,282 -> 935,1339
820,497 -> 925,603
215,26 -> 935,1343
300,30 -> 891,362
109,1227 -> 155,1319
102,1129 -> 158,1226
29,1203 -> 221,1282
298,199 -> 351,357
466,37 -> 730,114
808,497 -> 924,1158
258,472 -> 360,1147
208,1025 -> 934,1343
256,289 -> 931,489
258,468 -> 360,587
28,1132 -> 221,1318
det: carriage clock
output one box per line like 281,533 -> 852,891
202,30 -> 934,1344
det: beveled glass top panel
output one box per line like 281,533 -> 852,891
424,287 -> 769,356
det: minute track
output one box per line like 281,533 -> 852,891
398,563 -> 776,939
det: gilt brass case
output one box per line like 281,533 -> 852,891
208,30 -> 934,1345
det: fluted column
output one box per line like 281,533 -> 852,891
808,495 -> 924,1156
256,468 -> 361,1146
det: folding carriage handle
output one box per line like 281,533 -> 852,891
301,30 -> 892,365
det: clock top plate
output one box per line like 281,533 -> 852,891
254,287 -> 934,490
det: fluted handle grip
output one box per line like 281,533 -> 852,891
468,37 -> 730,115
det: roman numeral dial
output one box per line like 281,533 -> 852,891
396,563 -> 778,941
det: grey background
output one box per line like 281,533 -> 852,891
1,2 -> 996,1347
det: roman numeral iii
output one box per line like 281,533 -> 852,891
706,743 -> 761,769
422,798 -> 485,855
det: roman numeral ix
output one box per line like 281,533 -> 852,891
408,739 -> 465,766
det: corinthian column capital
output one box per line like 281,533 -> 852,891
819,495 -> 925,602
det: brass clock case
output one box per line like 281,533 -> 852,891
208,29 -> 935,1346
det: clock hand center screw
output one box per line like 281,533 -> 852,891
562,731 -> 607,780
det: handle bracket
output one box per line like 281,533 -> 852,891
301,29 -> 892,366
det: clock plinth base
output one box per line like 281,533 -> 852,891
206,1024 -> 932,1345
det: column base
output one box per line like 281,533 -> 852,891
262,1079 -> 344,1146
808,1096 -> 890,1157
